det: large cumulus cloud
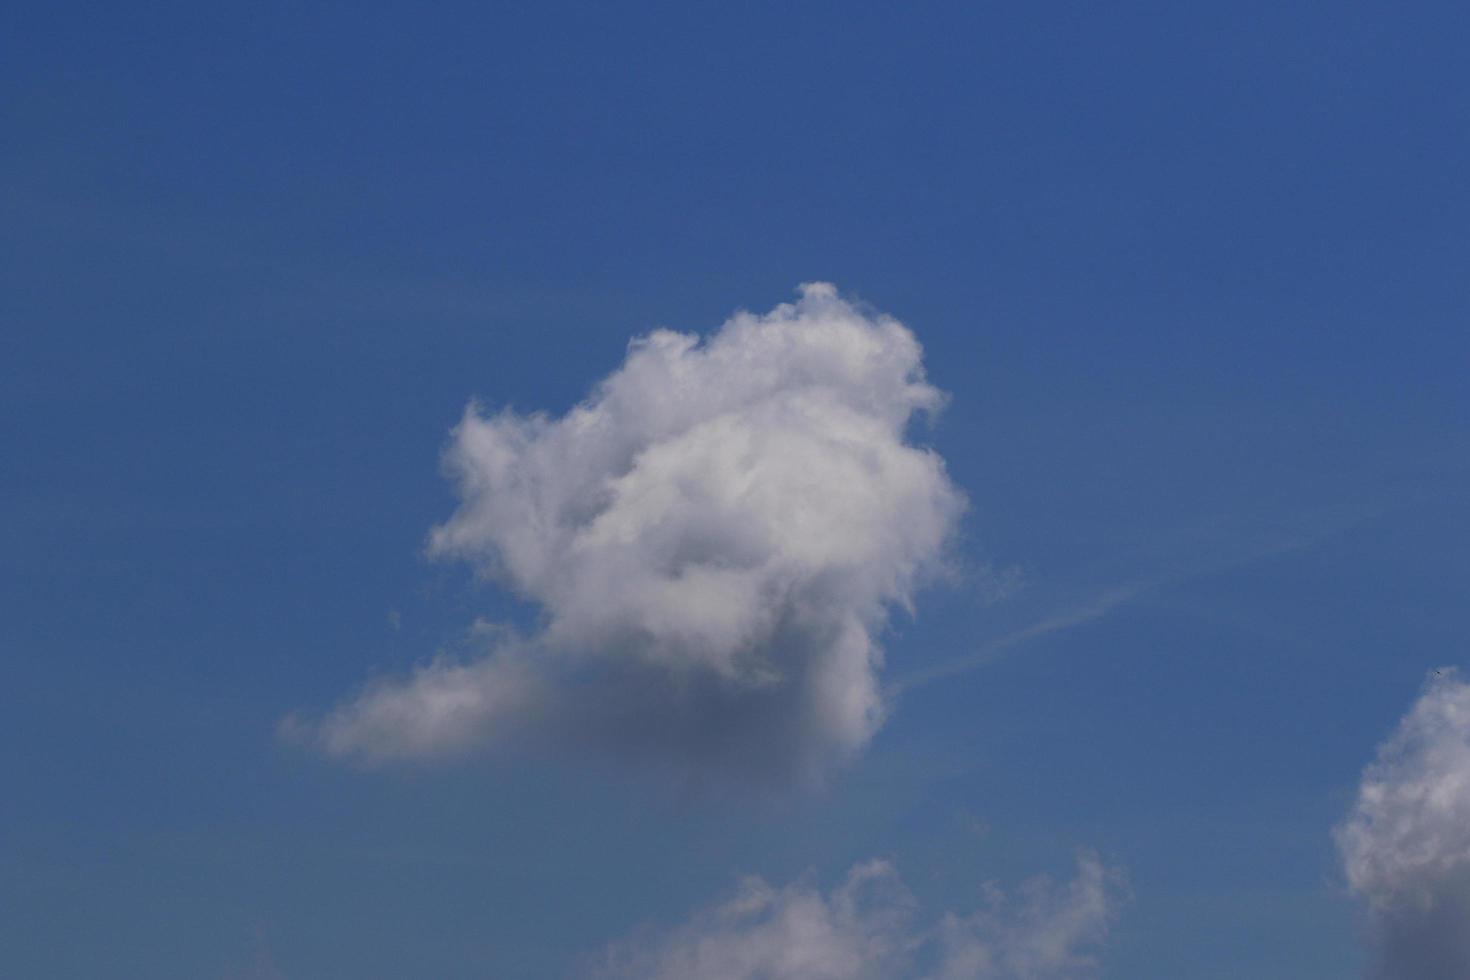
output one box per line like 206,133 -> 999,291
597,853 -> 1127,979
1336,669 -> 1470,979
292,284 -> 965,784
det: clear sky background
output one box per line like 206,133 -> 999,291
3,3 -> 1468,978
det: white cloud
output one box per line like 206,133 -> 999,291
292,284 -> 965,784
596,853 -> 1127,980
1336,669 -> 1470,979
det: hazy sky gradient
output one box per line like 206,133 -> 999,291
4,3 -> 1468,977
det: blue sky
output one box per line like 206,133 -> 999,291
3,2 -> 1468,977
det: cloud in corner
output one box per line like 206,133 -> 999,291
1336,668 -> 1470,979
288,284 -> 966,785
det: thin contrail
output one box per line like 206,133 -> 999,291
886,580 -> 1154,696
888,500 -> 1389,698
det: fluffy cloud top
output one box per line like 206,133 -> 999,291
597,853 -> 1127,980
1336,669 -> 1470,979
296,284 -> 965,783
